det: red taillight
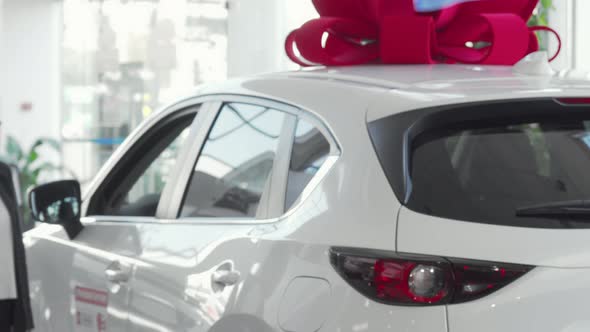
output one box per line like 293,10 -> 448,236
373,260 -> 452,304
330,248 -> 533,306
555,98 -> 590,105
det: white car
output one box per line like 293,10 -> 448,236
22,62 -> 590,332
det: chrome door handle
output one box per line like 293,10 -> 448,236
211,270 -> 241,286
105,261 -> 130,283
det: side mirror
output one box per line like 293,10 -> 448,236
29,180 -> 84,239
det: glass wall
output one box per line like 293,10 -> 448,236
61,0 -> 228,187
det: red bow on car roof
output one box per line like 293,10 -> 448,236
285,0 -> 560,66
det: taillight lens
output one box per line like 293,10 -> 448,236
555,98 -> 590,105
330,248 -> 533,306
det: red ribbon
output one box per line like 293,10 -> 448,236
286,0 -> 561,66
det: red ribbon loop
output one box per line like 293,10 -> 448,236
286,0 -> 560,66
529,25 -> 562,62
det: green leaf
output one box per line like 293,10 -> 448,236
539,15 -> 548,26
27,150 -> 39,165
26,138 -> 61,170
541,0 -> 552,9
30,168 -> 42,184
528,16 -> 539,26
34,138 -> 61,153
6,136 -> 23,162
28,138 -> 61,161
20,174 -> 35,194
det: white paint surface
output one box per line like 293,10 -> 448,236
0,0 -> 61,151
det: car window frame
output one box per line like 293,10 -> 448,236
168,97 -> 298,221
83,94 -> 341,225
83,98 -> 219,221
167,94 -> 341,224
283,116 -> 337,212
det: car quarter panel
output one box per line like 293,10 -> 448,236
398,207 -> 590,269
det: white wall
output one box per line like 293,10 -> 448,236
572,0 -> 590,70
548,0 -> 590,71
0,0 -> 61,152
227,0 -> 316,77
547,0 -> 573,70
227,0 -> 281,77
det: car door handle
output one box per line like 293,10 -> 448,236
105,261 -> 130,283
211,269 -> 241,286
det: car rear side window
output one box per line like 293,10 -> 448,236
180,103 -> 294,219
409,119 -> 590,229
285,118 -> 330,210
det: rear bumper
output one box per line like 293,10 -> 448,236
322,266 -> 590,332
448,267 -> 590,332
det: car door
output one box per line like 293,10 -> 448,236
123,96 -> 337,332
114,98 -> 294,331
0,162 -> 33,332
24,101 -> 205,332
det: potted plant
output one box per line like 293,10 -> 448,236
1,136 -> 72,231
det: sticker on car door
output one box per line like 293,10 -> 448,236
74,286 -> 108,332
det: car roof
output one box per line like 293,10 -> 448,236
191,64 -> 590,122
275,64 -> 590,89
276,64 -> 542,88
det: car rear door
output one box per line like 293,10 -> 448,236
0,162 -> 33,331
122,97 -> 314,332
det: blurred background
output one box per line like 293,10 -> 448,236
0,0 -> 584,218
0,0 -> 316,190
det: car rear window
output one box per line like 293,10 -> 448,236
408,118 -> 590,229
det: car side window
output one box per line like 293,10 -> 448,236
88,111 -> 196,217
180,103 -> 293,218
285,118 -> 331,210
119,126 -> 191,216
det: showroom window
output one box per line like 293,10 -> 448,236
285,118 -> 331,210
180,103 -> 294,219
61,0 -> 228,186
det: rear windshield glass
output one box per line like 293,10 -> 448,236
409,118 -> 590,229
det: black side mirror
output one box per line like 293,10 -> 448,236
29,180 -> 84,239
